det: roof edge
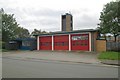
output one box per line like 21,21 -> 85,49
33,29 -> 98,36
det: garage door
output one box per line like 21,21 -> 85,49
54,35 -> 69,50
71,34 -> 89,51
39,36 -> 52,50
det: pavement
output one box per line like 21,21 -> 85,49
2,50 -> 119,67
100,60 -> 119,66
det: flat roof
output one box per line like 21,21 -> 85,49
12,38 -> 36,41
33,29 -> 98,36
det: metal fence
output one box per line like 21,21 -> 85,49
106,42 -> 120,51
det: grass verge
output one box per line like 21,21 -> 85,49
0,49 -> 9,52
98,51 -> 120,60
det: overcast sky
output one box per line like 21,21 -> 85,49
0,0 -> 115,33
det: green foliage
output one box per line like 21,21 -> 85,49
31,29 -> 48,35
1,9 -> 30,42
0,11 -> 2,40
2,13 -> 18,42
98,51 -> 120,60
14,27 -> 30,38
2,41 -> 5,49
0,41 -> 2,49
0,41 -> 5,49
98,1 -> 120,41
1,49 -> 9,52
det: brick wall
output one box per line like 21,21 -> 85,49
66,15 -> 72,31
96,40 -> 106,52
93,32 -> 98,51
91,31 -> 99,51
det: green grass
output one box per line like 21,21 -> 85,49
0,49 -> 9,52
2,49 -> 9,52
98,51 -> 120,60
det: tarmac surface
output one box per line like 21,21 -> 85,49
2,57 -> 118,78
2,50 -> 119,78
2,50 -> 119,67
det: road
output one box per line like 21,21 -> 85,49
2,57 -> 118,78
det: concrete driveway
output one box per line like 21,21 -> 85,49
2,50 -> 100,64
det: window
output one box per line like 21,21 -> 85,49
84,41 -> 88,46
76,42 -> 79,45
62,42 -> 64,46
40,42 -> 51,46
72,42 -> 75,46
22,41 -> 30,46
64,42 -> 68,46
55,42 -> 59,46
55,42 -> 68,46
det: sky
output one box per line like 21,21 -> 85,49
0,0 -> 115,33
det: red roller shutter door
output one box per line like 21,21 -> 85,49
39,36 -> 52,50
71,34 -> 89,51
54,35 -> 69,50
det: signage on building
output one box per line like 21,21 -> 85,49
72,35 -> 88,40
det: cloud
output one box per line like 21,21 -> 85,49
3,7 -> 99,31
74,14 -> 99,30
0,0 -> 114,32
2,7 -> 62,31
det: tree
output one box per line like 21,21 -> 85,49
98,1 -> 120,42
31,29 -> 42,35
31,29 -> 47,35
1,9 -> 30,42
0,9 -> 3,41
2,13 -> 19,42
41,30 -> 47,34
15,27 -> 30,38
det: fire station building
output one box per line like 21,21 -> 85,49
35,29 -> 99,51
